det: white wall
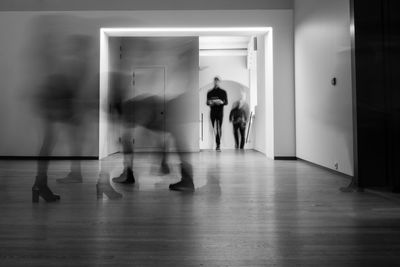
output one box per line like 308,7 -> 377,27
0,10 -> 295,157
0,14 -> 100,157
199,55 -> 252,149
254,33 -> 276,157
294,0 -> 354,175
254,35 -> 268,155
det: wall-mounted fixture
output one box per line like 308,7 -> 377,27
331,77 -> 337,86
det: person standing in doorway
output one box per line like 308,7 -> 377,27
207,76 -> 228,152
229,89 -> 250,150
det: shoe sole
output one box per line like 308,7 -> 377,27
169,186 -> 195,192
112,178 -> 135,184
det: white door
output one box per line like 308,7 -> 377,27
130,66 -> 166,151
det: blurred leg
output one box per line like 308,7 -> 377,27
160,134 -> 170,174
215,117 -> 223,150
216,119 -> 221,148
113,128 -> 135,184
57,123 -> 83,183
35,122 -> 57,186
169,125 -> 194,192
233,124 -> 239,149
239,124 -> 246,149
122,130 -> 134,169
210,114 -> 218,148
33,121 -> 60,202
69,123 -> 83,175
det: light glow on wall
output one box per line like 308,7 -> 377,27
101,27 -> 271,36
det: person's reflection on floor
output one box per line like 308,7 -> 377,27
30,25 -> 93,202
97,159 -> 123,200
197,164 -> 222,198
196,151 -> 222,199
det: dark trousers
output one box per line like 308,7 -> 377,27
211,112 -> 223,147
233,123 -> 246,149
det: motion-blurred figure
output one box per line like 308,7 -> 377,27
206,76 -> 228,152
229,89 -> 249,149
29,16 -> 93,202
102,71 -> 195,193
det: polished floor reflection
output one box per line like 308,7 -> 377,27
0,151 -> 400,266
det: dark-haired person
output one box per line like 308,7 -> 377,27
206,76 -> 228,151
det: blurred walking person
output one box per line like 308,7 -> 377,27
229,89 -> 249,150
29,16 -> 93,202
103,71 -> 195,193
206,76 -> 228,151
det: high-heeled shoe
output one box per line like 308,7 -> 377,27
32,184 -> 61,203
96,183 -> 122,200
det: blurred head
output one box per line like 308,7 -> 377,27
213,76 -> 221,88
240,88 -> 246,101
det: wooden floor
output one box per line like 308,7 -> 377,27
0,150 -> 400,266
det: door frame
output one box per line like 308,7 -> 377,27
99,27 -> 273,159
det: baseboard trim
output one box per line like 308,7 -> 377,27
297,158 -> 353,179
0,156 -> 98,160
274,156 -> 298,160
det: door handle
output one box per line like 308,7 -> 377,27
201,113 -> 203,141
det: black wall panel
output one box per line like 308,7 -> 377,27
354,0 -> 400,190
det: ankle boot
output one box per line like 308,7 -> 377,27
112,168 -> 135,184
32,183 -> 60,203
169,163 -> 194,192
